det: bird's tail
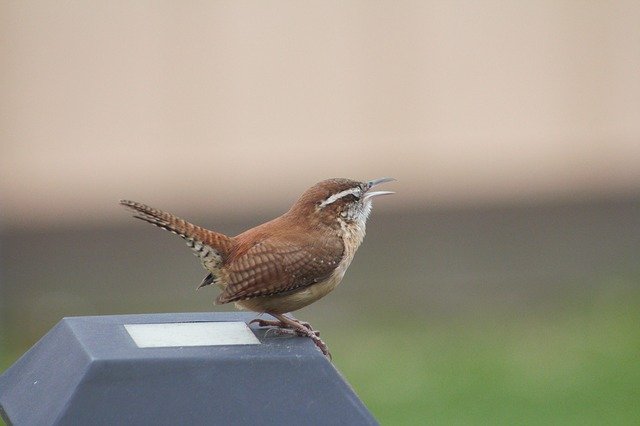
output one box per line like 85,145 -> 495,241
120,200 -> 234,269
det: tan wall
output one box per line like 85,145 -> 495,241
2,1 -> 639,228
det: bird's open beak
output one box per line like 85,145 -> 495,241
364,177 -> 396,200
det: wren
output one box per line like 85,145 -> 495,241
121,177 -> 394,357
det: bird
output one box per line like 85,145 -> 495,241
120,177 -> 394,357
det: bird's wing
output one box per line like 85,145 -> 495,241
216,234 -> 344,304
120,200 -> 234,274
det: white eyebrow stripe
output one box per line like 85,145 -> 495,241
320,187 -> 360,207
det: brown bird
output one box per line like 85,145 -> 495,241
120,177 -> 394,357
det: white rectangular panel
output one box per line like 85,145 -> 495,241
124,322 -> 261,348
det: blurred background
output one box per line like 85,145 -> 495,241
2,1 -> 639,424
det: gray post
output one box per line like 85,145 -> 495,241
0,312 -> 377,426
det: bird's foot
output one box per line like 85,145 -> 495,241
297,321 -> 315,331
249,318 -> 320,337
250,316 -> 331,359
295,327 -> 331,359
249,318 -> 286,329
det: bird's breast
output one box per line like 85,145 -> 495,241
294,219 -> 367,306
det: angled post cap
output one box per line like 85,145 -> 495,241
0,312 -> 377,426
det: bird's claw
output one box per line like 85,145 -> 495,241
249,317 -> 330,359
249,318 -> 319,336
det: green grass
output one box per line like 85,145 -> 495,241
2,297 -> 639,425
329,300 -> 640,425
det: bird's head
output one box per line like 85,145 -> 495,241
289,177 -> 395,228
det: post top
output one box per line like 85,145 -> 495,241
0,312 -> 378,426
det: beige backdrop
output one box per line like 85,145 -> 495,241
2,1 -> 639,228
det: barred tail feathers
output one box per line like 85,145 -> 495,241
119,200 -> 234,267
